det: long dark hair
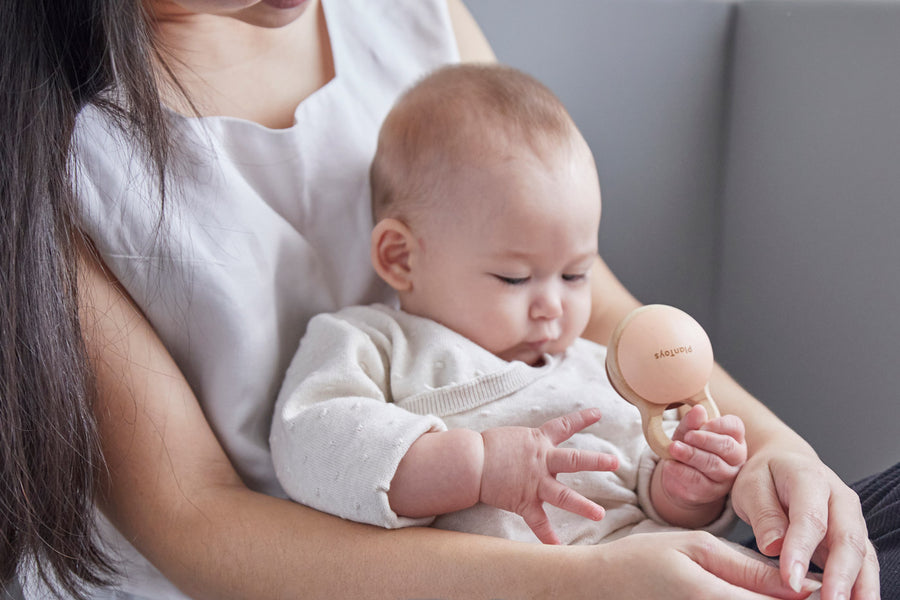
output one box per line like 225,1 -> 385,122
1,1 -> 171,596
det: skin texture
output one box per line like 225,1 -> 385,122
80,0 -> 879,598
147,0 -> 333,127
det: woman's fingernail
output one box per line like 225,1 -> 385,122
789,562 -> 805,593
759,531 -> 784,554
801,579 -> 822,593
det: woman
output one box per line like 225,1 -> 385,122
1,0 -> 882,598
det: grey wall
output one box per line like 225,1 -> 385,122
716,0 -> 900,481
468,0 -> 900,483
467,0 -> 734,329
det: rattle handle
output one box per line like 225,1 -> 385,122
644,385 -> 719,460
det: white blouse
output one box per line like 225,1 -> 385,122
65,1 -> 459,597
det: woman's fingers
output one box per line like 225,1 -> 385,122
850,539 -> 881,600
814,491 -> 875,600
732,461 -> 789,556
819,533 -> 869,600
683,532 -> 822,600
735,454 -> 876,599
606,531 -> 821,600
779,476 -> 832,591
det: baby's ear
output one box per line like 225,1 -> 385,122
371,218 -> 416,291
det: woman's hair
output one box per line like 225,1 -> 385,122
370,63 -> 582,225
1,1 -> 171,596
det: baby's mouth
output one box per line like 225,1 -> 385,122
527,339 -> 551,351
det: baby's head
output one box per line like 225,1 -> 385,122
370,64 -> 601,366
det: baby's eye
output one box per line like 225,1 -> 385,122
562,273 -> 587,283
494,275 -> 530,285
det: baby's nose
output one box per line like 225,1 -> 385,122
530,288 -> 563,320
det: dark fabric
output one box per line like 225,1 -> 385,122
853,461 -> 900,596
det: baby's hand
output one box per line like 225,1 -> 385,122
479,408 -> 619,544
659,405 -> 747,511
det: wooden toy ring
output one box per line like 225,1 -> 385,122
605,304 -> 720,460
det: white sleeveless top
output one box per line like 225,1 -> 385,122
60,1 -> 459,597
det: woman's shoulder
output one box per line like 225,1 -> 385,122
325,0 -> 460,80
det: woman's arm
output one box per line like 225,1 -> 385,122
448,0 -> 496,63
80,228 -> 812,600
581,256 -> 879,599
582,256 -> 642,344
80,243 -> 818,600
78,244 -> 592,599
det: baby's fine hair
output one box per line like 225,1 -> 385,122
370,63 -> 582,223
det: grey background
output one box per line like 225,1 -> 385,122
469,0 -> 900,484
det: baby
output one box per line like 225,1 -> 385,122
270,64 -> 747,545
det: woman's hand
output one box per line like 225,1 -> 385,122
732,446 -> 881,600
581,257 -> 879,598
583,530 -> 822,600
480,408 -> 619,544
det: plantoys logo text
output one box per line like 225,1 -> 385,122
654,346 -> 693,359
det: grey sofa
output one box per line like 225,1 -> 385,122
471,0 -> 900,484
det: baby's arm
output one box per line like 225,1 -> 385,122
271,312 -> 447,529
389,408 -> 619,545
274,312 -> 618,541
649,406 -> 748,528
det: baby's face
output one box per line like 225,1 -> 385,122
401,147 -> 601,366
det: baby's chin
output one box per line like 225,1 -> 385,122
495,344 -> 550,367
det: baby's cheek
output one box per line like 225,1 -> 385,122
570,294 -> 593,334
465,315 -> 518,354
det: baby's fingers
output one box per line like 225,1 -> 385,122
669,436 -> 743,483
538,408 -> 602,445
521,504 -> 561,545
537,478 -> 605,522
683,428 -> 748,468
672,405 -> 708,442
547,448 -> 619,475
700,414 -> 746,444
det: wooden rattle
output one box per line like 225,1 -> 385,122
605,304 -> 720,459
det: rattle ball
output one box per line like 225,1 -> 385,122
606,304 -> 719,459
614,305 -> 713,406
